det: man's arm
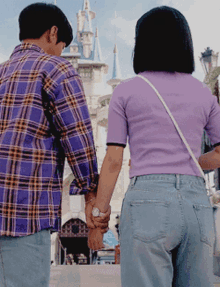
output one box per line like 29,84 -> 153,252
199,146 -> 220,170
51,73 -> 99,196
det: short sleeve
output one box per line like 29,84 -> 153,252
205,95 -> 220,147
106,85 -> 127,147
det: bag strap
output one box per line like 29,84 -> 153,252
136,74 -> 212,195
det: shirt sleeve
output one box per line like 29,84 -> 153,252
51,74 -> 98,195
205,94 -> 220,147
106,84 -> 128,147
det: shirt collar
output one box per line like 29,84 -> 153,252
10,43 -> 46,58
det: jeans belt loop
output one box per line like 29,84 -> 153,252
176,174 -> 180,190
131,176 -> 137,186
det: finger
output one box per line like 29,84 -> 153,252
100,227 -> 109,234
94,222 -> 108,229
86,212 -> 95,228
93,214 -> 110,223
93,221 -> 109,229
93,220 -> 108,228
85,206 -> 96,229
105,206 -> 111,216
94,215 -> 110,221
87,220 -> 95,229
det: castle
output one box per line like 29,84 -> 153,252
51,0 -> 130,265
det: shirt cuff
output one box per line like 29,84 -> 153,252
69,174 -> 99,195
107,142 -> 126,148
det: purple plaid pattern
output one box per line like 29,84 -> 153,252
0,43 -> 98,236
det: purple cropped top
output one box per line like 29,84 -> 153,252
107,71 -> 220,179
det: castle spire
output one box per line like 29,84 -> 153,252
107,43 -> 122,91
93,28 -> 103,62
82,5 -> 93,32
82,0 -> 91,12
112,43 -> 121,79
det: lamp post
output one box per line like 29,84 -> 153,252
200,47 -> 219,102
200,47 -> 219,75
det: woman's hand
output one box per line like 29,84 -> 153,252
88,228 -> 105,251
92,204 -> 111,234
85,199 -> 111,233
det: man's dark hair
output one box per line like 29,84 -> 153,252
19,2 -> 73,47
133,6 -> 195,74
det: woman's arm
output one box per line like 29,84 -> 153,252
93,146 -> 124,213
199,146 -> 220,170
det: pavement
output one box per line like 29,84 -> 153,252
50,265 -> 220,287
49,265 -> 121,287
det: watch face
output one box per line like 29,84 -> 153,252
92,207 -> 100,217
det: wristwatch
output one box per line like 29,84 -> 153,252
92,207 -> 106,217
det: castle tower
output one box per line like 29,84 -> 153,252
107,43 -> 122,91
77,0 -> 96,44
81,6 -> 93,58
93,28 -> 103,62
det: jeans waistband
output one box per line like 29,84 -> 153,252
130,174 -> 205,189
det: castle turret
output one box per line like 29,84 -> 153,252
82,0 -> 90,12
76,0 -> 95,58
93,28 -> 103,62
82,7 -> 92,33
107,43 -> 122,91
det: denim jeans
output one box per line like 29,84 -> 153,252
0,228 -> 51,287
119,174 -> 215,287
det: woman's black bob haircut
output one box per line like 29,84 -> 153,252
133,6 -> 195,74
19,2 -> 73,47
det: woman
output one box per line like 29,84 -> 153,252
88,6 -> 220,287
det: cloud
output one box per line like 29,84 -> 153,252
0,15 -> 18,29
0,48 -> 9,64
110,16 -> 136,47
143,0 -> 220,80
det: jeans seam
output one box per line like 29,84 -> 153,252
0,243 -> 7,287
193,205 -> 213,246
177,191 -> 186,243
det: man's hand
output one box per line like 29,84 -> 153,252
85,199 -> 111,233
88,228 -> 105,251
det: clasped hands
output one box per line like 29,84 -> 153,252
86,159 -> 131,251
85,198 -> 111,251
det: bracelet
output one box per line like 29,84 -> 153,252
85,197 -> 96,204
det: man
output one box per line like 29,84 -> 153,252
0,3 -> 110,286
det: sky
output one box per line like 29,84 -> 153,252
0,0 -> 220,84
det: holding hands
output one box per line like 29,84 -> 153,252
85,146 -> 125,251
85,197 -> 111,251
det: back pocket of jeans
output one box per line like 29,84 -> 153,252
193,204 -> 214,246
130,200 -> 170,243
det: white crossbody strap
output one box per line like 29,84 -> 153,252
137,74 -> 212,194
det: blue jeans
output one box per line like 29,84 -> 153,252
0,228 -> 51,287
119,174 -> 215,287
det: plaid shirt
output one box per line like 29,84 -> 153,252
0,43 -> 98,237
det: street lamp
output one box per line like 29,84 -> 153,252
200,47 -> 219,75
